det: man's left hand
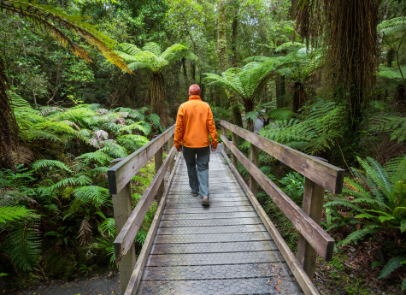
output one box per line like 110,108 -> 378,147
211,146 -> 216,152
176,146 -> 182,152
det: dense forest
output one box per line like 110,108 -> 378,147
1,0 -> 406,294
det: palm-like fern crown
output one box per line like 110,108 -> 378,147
245,46 -> 322,83
115,42 -> 198,74
204,59 -> 284,103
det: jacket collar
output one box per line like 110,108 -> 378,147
189,95 -> 201,101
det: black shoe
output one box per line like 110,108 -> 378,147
191,191 -> 199,197
202,196 -> 209,206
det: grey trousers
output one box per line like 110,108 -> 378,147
182,145 -> 210,198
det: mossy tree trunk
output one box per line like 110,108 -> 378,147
292,82 -> 306,113
217,0 -> 243,127
151,73 -> 168,127
0,55 -> 18,169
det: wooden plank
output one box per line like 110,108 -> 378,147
222,135 -> 334,261
220,120 -> 344,194
222,149 -> 320,295
108,125 -> 175,194
232,132 -> 239,167
164,200 -> 252,209
136,277 -> 300,295
250,143 -> 259,197
147,250 -> 283,266
141,262 -> 290,280
160,211 -> 257,220
154,231 -> 272,244
151,240 -> 277,254
114,147 -> 176,262
123,146 -> 181,295
297,177 -> 326,280
164,205 -> 254,214
157,224 -> 266,235
159,217 -> 261,227
154,147 -> 164,203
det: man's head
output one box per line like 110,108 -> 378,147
189,84 -> 201,96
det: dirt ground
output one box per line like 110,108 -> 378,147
2,271 -> 120,295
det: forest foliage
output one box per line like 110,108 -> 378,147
1,0 -> 406,293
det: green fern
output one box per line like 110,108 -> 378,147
378,255 -> 406,279
5,218 -> 41,271
32,160 -> 73,173
372,116 -> 406,142
259,99 -> 344,154
73,186 -> 110,207
0,207 -> 38,224
338,226 -> 380,247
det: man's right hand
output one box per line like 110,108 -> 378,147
211,146 -> 216,152
176,146 -> 182,152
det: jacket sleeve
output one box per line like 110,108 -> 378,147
207,106 -> 218,148
174,105 -> 184,149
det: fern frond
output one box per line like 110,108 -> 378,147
32,160 -> 72,173
0,207 -> 38,224
338,226 -> 380,247
6,218 -> 41,271
378,256 -> 406,279
73,186 -> 110,207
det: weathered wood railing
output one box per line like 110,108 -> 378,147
107,125 -> 176,295
220,120 -> 345,282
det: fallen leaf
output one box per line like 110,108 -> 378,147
275,285 -> 280,292
277,280 -> 281,284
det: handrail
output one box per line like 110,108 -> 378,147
107,126 -> 176,295
108,125 -> 175,194
220,120 -> 344,194
221,135 -> 334,259
114,147 -> 176,262
220,120 -> 345,281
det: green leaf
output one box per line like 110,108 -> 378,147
371,261 -> 383,268
401,219 -> 406,233
402,278 -> 406,292
94,211 -> 106,219
378,256 -> 406,279
378,215 -> 395,223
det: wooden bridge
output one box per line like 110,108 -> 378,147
108,120 -> 344,295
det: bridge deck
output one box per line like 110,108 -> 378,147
136,153 -> 302,294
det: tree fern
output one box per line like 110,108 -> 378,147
5,218 -> 41,271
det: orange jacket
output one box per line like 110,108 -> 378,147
174,95 -> 218,149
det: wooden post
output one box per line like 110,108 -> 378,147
110,158 -> 136,295
297,177 -> 325,281
154,147 -> 164,203
222,127 -> 228,154
168,135 -> 175,172
249,144 -> 259,197
231,132 -> 238,168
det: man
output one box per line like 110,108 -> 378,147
174,84 -> 218,206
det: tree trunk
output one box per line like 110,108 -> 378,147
217,0 -> 243,127
229,0 -> 243,127
276,75 -> 286,108
151,73 -> 168,127
292,82 -> 306,113
0,55 -> 18,169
